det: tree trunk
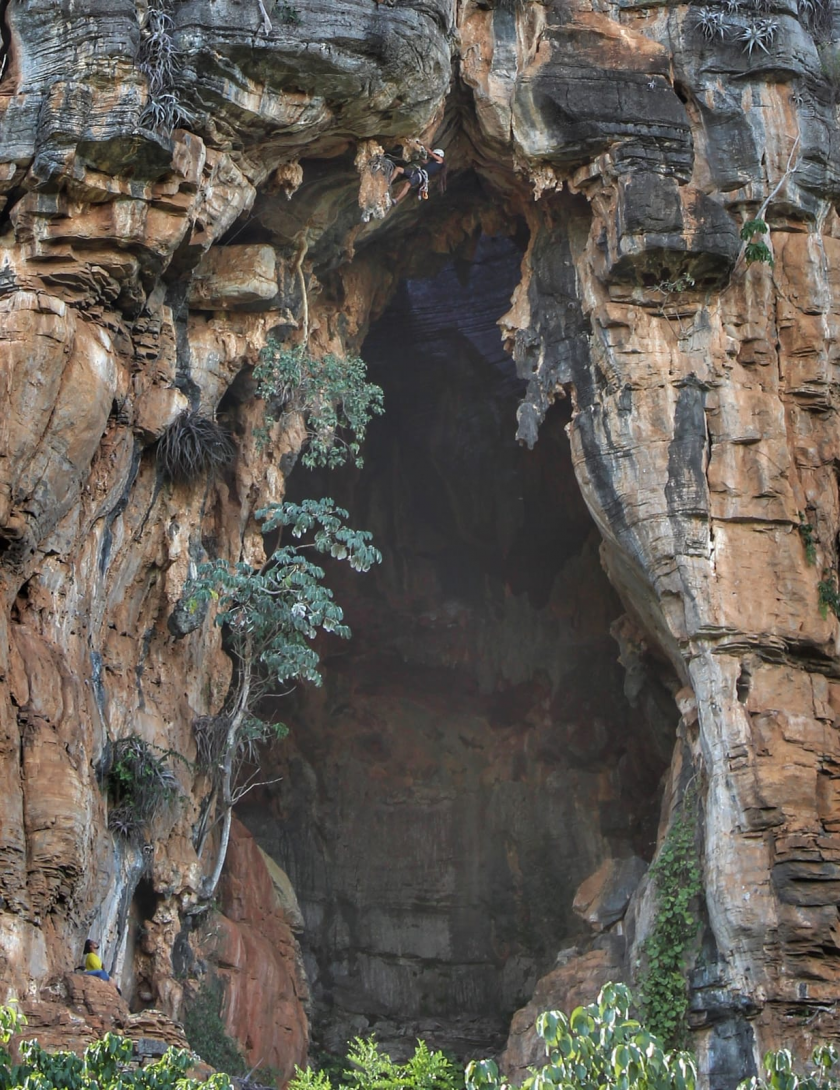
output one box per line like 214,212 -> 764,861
198,641 -> 252,900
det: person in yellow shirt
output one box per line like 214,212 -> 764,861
83,939 -> 111,982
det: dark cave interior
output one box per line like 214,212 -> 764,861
238,231 -> 678,1060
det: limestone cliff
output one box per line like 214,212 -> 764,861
2,0 -> 840,1086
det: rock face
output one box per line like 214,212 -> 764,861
211,819 -> 309,1084
1,0 -> 840,1086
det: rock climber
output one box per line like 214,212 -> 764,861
390,148 -> 446,205
83,938 -> 113,983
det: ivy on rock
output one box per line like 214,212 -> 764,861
637,782 -> 702,1047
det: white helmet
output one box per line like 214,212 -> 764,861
433,148 -> 445,157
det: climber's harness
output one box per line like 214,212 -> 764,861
409,167 -> 430,200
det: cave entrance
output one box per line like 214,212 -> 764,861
238,229 -> 675,1060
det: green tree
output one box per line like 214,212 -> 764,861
466,983 -> 696,1090
254,341 -> 384,469
290,1036 -> 463,1090
740,1045 -> 840,1090
186,498 -> 381,898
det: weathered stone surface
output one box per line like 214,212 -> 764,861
188,246 -> 279,309
573,857 -> 648,932
500,942 -> 625,1084
2,0 -> 840,1083
211,819 -> 309,1083
15,975 -> 194,1057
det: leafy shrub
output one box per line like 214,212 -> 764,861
276,1 -> 302,23
655,273 -> 696,296
467,983 -> 696,1090
157,411 -> 236,484
797,513 -> 817,566
742,1044 -> 840,1090
0,1002 -> 232,1090
4,997 -> 840,1090
254,340 -> 384,469
740,218 -> 774,266
637,783 -> 701,1047
290,1037 -> 463,1090
182,976 -> 247,1077
101,736 -> 183,843
818,571 -> 840,619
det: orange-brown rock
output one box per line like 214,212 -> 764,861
1,0 -> 840,1086
572,858 -> 648,934
500,944 -> 625,1084
15,974 -> 190,1055
208,819 -> 309,1084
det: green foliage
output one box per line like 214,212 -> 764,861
292,1071 -> 335,1090
0,1005 -> 232,1090
818,571 -> 840,619
0,1003 -> 24,1046
185,497 -> 380,816
797,513 -> 817,566
740,219 -> 774,266
102,736 -> 183,843
254,340 -> 384,469
302,1048 -> 352,1090
290,1037 -> 463,1090
637,784 -> 702,1048
739,1043 -> 840,1090
467,983 -> 696,1090
182,977 -> 246,1077
0,1002 -> 25,1089
188,497 -> 380,707
276,1 -> 302,23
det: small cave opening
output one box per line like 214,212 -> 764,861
125,875 -> 163,1011
237,230 -> 677,1060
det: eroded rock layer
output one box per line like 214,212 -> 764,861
1,0 -> 840,1085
